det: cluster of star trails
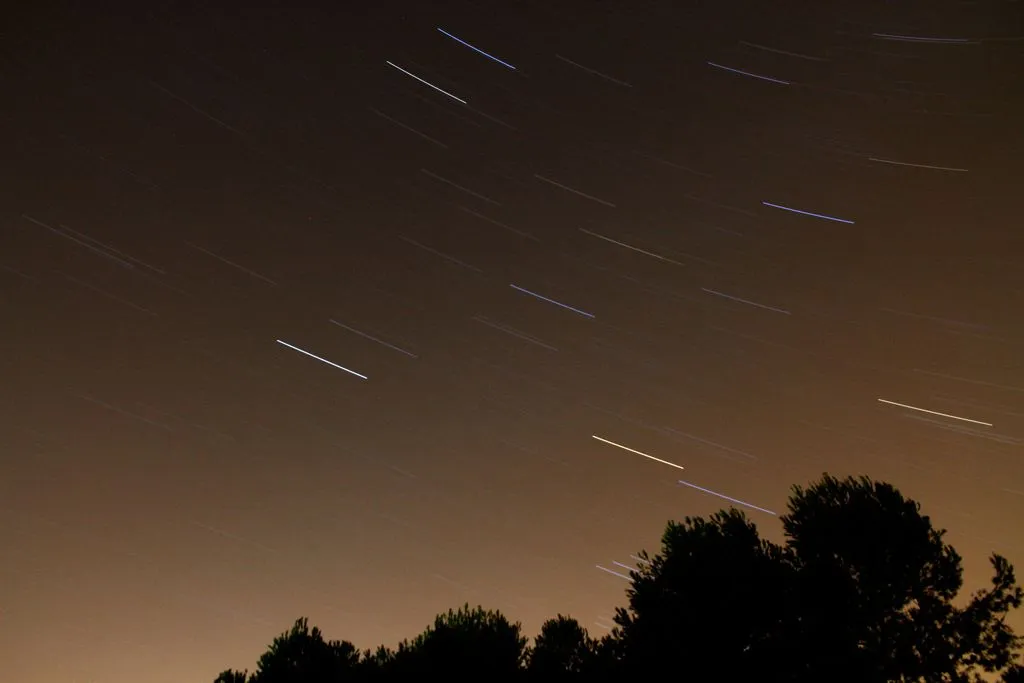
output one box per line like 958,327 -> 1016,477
269,22 -> 1004,591
7,6 -> 1018,676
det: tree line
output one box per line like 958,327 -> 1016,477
214,474 -> 1024,682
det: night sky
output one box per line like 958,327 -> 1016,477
3,2 -> 1024,681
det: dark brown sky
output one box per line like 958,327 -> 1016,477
2,1 -> 1023,681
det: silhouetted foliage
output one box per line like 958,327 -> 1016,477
250,617 -> 362,683
1003,663 -> 1024,683
611,474 -> 1023,682
214,670 -> 249,683
782,475 -> 1022,682
528,615 -> 598,677
213,474 -> 1022,683
611,507 -> 797,680
378,603 -> 526,679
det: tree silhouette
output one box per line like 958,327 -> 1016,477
214,670 -> 249,683
612,474 -> 1022,682
380,603 -> 527,679
249,617 -> 363,683
528,615 -> 598,677
782,475 -> 1022,682
1003,663 -> 1024,683
611,507 -> 797,680
211,474 -> 1022,683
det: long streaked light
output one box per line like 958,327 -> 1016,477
872,33 -> 969,44
707,61 -> 790,85
762,201 -> 855,225
511,284 -> 596,319
386,61 -> 467,104
595,565 -> 633,581
591,435 -> 684,470
877,398 -> 992,427
701,288 -> 791,315
868,157 -> 969,173
677,479 -> 777,515
275,339 -> 368,380
437,28 -> 517,70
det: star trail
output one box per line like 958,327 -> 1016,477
2,2 -> 1023,682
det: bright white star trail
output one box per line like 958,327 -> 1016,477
385,60 -> 467,104
275,339 -> 369,380
595,565 -> 634,581
877,398 -> 993,427
591,435 -> 685,471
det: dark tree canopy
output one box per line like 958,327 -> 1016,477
528,615 -> 598,677
1004,664 -> 1024,683
781,475 -> 1022,682
249,617 -> 362,683
214,670 -> 249,683
213,474 -> 1022,683
612,508 -> 796,679
610,474 -> 1022,682
380,604 -> 527,679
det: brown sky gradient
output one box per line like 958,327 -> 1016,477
2,1 -> 1023,681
